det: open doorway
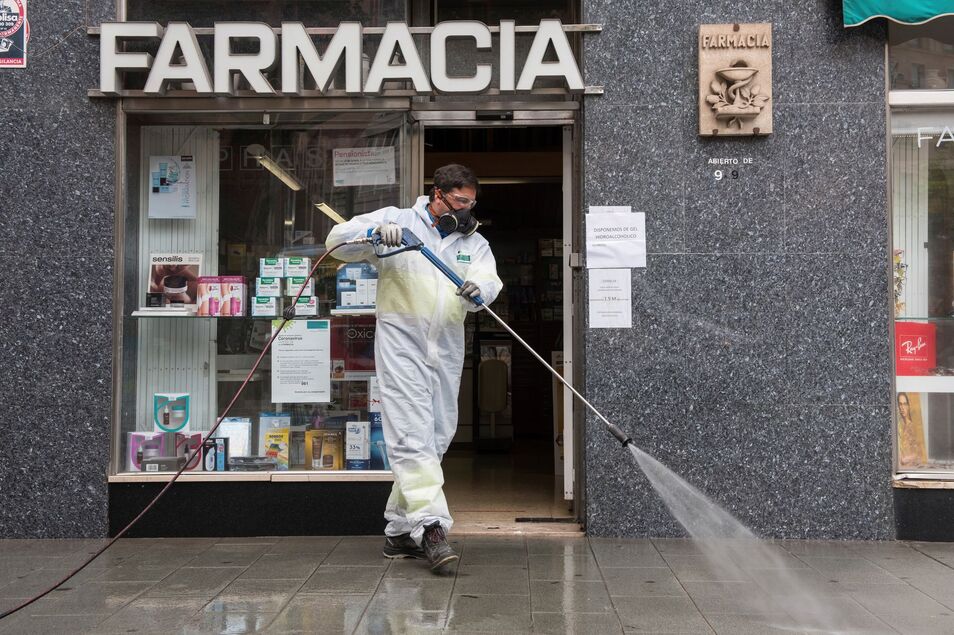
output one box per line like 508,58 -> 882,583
424,126 -> 577,533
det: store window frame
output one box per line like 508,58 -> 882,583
888,22 -> 954,482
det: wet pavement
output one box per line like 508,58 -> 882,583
2,535 -> 954,633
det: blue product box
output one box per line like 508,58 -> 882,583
336,263 -> 378,310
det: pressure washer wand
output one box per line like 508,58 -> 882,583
376,228 -> 634,448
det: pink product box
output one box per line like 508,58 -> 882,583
176,432 -> 204,471
197,276 -> 222,316
126,432 -> 167,472
220,276 -> 248,317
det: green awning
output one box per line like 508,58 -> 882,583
844,0 -> 954,26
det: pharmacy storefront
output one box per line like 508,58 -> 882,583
4,0 -> 951,541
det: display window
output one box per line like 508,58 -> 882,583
889,17 -> 954,91
114,111 -> 409,478
891,111 -> 954,473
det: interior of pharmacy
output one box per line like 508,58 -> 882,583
117,113 -> 575,527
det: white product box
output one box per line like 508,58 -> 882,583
251,296 -> 282,317
368,279 -> 378,306
341,291 -> 357,307
284,257 -> 311,277
285,277 -> 314,297
260,257 -> 285,277
256,277 -> 282,297
356,279 -> 369,306
293,296 -> 318,316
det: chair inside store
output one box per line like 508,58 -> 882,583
425,126 -> 575,531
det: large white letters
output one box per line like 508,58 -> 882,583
281,22 -> 362,94
214,22 -> 277,94
430,21 -> 492,94
144,23 -> 212,94
99,20 -> 587,95
100,22 -> 162,95
364,23 -> 431,94
517,19 -> 584,92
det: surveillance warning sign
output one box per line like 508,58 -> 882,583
0,0 -> 28,68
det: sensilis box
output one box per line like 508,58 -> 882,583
284,257 -> 311,277
219,276 -> 247,316
285,277 -> 314,297
197,276 -> 222,316
256,277 -> 282,297
251,296 -> 283,317
260,257 -> 285,277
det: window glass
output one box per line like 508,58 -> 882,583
892,112 -> 954,472
889,17 -> 954,90
127,0 -> 406,26
118,112 -> 407,474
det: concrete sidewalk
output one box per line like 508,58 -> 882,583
2,535 -> 954,634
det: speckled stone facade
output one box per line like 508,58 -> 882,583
0,1 -> 115,537
582,1 -> 893,539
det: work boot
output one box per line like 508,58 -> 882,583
382,533 -> 425,559
421,522 -> 458,572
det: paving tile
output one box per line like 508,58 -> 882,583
239,553 -> 325,580
264,594 -> 371,634
454,564 -> 529,596
798,557 -> 902,585
182,611 -> 276,634
589,540 -> 667,568
878,611 -> 954,635
680,580 -> 793,616
187,544 -> 270,568
322,538 -> 391,566
0,566 -> 103,598
849,583 -> 951,617
461,543 -> 528,566
663,555 -> 750,583
614,596 -> 712,633
789,596 -> 896,634
92,563 -> 179,582
530,580 -> 615,613
602,567 -> 687,598
24,581 -> 153,616
447,593 -> 532,631
650,538 -> 706,556
531,611 -> 624,634
0,612 -> 105,635
527,537 -> 591,556
141,566 -> 245,599
705,613 -> 801,634
905,573 -> 954,610
299,565 -> 385,594
264,537 -> 341,555
371,578 -> 454,612
355,609 -> 447,633
385,557 -> 451,580
92,597 -> 209,634
529,555 -> 604,581
204,579 -> 301,613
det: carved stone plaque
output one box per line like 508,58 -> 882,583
698,23 -> 773,136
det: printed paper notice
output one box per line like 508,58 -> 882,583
333,147 -> 396,187
271,320 -> 331,403
585,207 -> 646,269
588,269 -> 632,329
148,155 -> 197,219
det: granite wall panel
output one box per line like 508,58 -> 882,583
582,1 -> 893,539
0,1 -> 115,538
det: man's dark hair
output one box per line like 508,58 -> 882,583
429,164 -> 479,202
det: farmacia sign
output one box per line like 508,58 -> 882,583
99,20 -> 585,95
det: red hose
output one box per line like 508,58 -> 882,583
0,242 -> 350,621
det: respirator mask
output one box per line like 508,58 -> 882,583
435,191 -> 480,237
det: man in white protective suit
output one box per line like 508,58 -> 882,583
326,164 -> 502,572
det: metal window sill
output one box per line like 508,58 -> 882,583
893,473 -> 954,488
108,470 -> 394,483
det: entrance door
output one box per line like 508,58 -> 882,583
412,121 -> 580,531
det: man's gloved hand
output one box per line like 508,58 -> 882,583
457,280 -> 481,301
375,223 -> 403,247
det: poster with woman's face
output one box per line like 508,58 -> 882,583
148,254 -> 202,306
897,391 -> 927,467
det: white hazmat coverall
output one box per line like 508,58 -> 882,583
326,195 -> 502,543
